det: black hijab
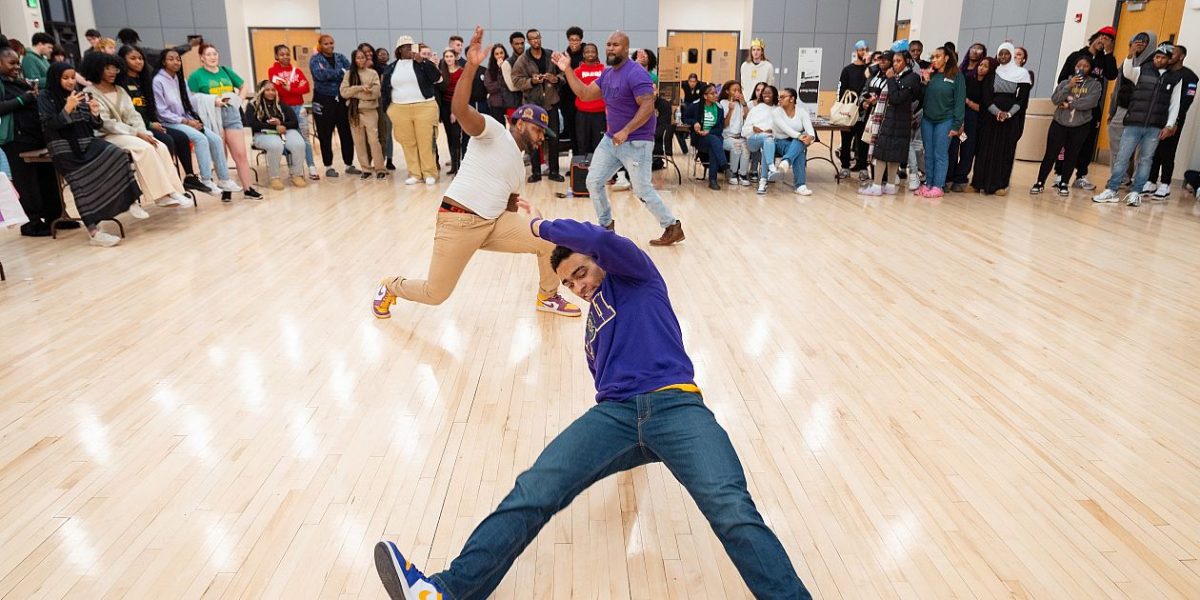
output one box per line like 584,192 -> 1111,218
42,61 -> 77,111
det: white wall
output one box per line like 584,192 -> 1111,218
0,0 -> 48,44
72,0 -> 97,42
907,0 -> 964,50
658,0 -> 752,47
226,0 -> 321,88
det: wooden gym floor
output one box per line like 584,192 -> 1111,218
1,155 -> 1199,599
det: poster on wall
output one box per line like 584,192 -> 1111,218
796,47 -> 822,115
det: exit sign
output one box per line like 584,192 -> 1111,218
26,0 -> 38,7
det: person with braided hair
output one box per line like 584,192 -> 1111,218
341,48 -> 386,179
245,81 -> 309,190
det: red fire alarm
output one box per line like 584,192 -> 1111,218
1075,13 -> 1083,23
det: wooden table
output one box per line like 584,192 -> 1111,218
809,118 -> 852,183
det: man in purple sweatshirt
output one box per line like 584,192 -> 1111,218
374,203 -> 811,599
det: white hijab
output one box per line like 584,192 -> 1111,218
995,43 -> 1032,84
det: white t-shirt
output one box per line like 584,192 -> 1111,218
720,99 -> 746,137
444,117 -> 524,219
390,60 -> 425,104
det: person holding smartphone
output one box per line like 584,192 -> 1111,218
1031,55 -> 1102,196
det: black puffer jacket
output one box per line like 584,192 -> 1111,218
0,77 -> 45,146
874,69 -> 922,162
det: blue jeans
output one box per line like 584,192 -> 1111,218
164,122 -> 229,182
696,132 -> 726,183
773,138 -> 809,188
430,389 -> 811,599
287,104 -> 316,168
921,117 -> 954,188
746,133 -> 775,179
1106,124 -> 1160,192
587,136 -> 676,228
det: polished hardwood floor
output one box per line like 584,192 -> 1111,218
2,155 -> 1200,599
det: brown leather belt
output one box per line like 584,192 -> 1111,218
438,196 -> 519,214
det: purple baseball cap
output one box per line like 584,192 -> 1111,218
510,104 -> 557,137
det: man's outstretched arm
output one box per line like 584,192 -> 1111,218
521,200 -> 654,280
453,26 -> 488,137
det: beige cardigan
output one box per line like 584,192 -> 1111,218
84,84 -> 149,137
339,68 -> 381,112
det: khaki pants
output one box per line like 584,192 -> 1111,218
386,209 -> 559,305
351,109 -> 385,172
103,133 -> 184,201
387,100 -> 439,180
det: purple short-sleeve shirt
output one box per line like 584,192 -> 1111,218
596,61 -> 657,142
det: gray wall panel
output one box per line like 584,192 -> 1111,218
751,0 -> 880,91
158,0 -> 193,28
957,0 -> 1066,96
753,0 -> 786,35
815,1 -> 849,35
125,0 -> 162,28
191,0 -> 227,29
94,0 -> 230,69
356,0 -> 391,28
783,0 -> 818,33
388,0 -> 422,29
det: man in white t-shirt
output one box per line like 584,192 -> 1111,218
373,26 -> 581,319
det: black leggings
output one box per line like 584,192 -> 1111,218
438,99 -> 465,169
1038,121 -> 1090,185
839,120 -> 868,170
152,126 -> 193,175
312,93 -> 354,168
575,110 -> 606,156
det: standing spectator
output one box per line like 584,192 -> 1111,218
269,44 -> 319,180
1014,47 -> 1034,140
918,46 -> 965,198
21,33 -> 53,88
508,32 -> 525,66
740,39 -> 776,89
381,35 -> 442,185
951,56 -> 992,192
82,51 -> 191,208
0,47 -> 66,237
309,34 -> 360,177
862,51 -> 921,196
909,40 -> 931,69
1030,55 -> 1102,196
719,80 -> 750,185
1107,32 -> 1157,189
1144,44 -> 1196,198
39,61 -> 142,246
373,46 -> 396,170
632,48 -> 659,84
155,47 -> 239,195
119,45 -> 210,195
561,26 -> 585,154
838,40 -> 871,178
437,48 -> 467,174
188,44 -> 263,199
970,43 -> 1031,196
1054,27 -> 1117,191
51,46 -> 69,63
84,29 -> 102,56
443,36 -> 465,66
684,83 -> 726,190
358,43 -> 376,69
483,44 -> 519,123
769,87 -> 815,196
512,28 -> 565,182
342,48 -> 386,179
744,85 -> 779,194
555,32 -> 685,245
1093,42 -> 1183,207
573,43 -> 606,155
245,82 -> 309,190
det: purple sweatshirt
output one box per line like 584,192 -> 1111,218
537,219 -> 695,403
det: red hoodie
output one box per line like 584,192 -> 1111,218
267,61 -> 311,107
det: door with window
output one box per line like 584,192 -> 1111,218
665,31 -> 741,85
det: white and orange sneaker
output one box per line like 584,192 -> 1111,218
374,541 -> 446,600
537,292 -> 582,317
373,279 -> 397,319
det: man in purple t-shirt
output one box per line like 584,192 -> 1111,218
554,32 -> 684,246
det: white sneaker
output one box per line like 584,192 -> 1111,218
217,179 -> 242,193
424,177 -> 436,185
1073,176 -> 1097,191
1124,192 -> 1142,206
756,179 -> 768,195
309,166 -> 320,179
795,185 -> 812,196
89,231 -> 121,247
1154,183 -> 1170,199
1141,181 -> 1156,193
908,178 -> 920,191
128,203 -> 150,219
612,175 -> 631,191
776,159 -> 790,173
739,176 -> 752,187
767,166 -> 780,182
199,179 -> 221,195
155,194 -> 182,207
1092,189 -> 1120,203
405,176 -> 419,185
882,183 -> 898,195
729,176 -> 741,186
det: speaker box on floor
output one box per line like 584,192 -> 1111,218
571,154 -> 592,197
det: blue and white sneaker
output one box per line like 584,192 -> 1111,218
374,540 -> 445,600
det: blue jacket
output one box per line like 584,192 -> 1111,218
309,52 -> 351,98
681,100 -> 725,138
537,219 -> 696,403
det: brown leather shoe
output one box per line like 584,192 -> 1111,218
603,221 -> 615,231
649,221 -> 685,246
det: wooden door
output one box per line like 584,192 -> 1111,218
1096,0 -> 1185,153
702,31 -> 740,85
249,28 -> 321,100
666,32 -> 705,82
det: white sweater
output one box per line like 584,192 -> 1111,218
720,99 -> 747,137
772,105 -> 815,140
741,103 -> 777,137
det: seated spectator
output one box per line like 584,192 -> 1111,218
573,43 -> 605,155
684,83 -> 726,190
719,80 -> 751,185
154,47 -> 238,195
0,46 -> 66,237
119,45 -> 210,195
341,49 -> 386,179
770,87 -> 815,196
245,82 -> 309,190
681,73 -> 705,104
81,51 -> 191,208
188,44 -> 261,198
38,61 -> 143,246
743,84 -> 779,194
